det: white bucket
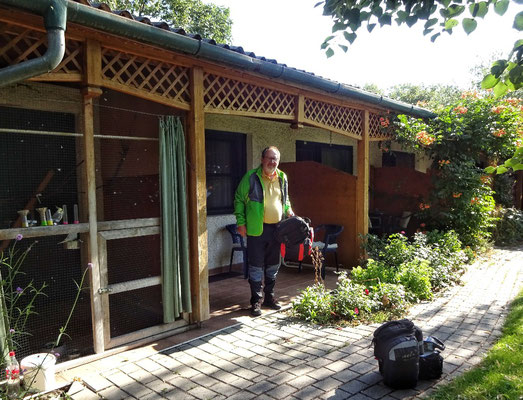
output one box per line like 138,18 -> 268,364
21,353 -> 56,392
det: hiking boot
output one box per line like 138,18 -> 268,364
262,298 -> 281,310
250,302 -> 262,317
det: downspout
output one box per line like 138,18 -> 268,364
0,0 -> 67,88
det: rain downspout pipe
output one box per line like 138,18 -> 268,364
0,0 -> 435,118
0,0 -> 67,88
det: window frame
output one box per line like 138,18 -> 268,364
205,130 -> 246,215
296,140 -> 353,174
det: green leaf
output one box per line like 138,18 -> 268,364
396,10 -> 408,23
494,0 -> 509,16
406,15 -> 418,27
343,31 -> 357,43
338,44 -> 349,52
484,166 -> 496,174
367,23 -> 376,32
424,18 -> 438,29
508,65 -> 523,86
514,11 -> 523,31
431,32 -> 441,42
371,6 -> 383,17
481,74 -> 499,89
491,59 -> 508,77
441,0 -> 451,8
493,81 -> 509,97
347,8 -> 361,24
462,18 -> 477,34
378,14 -> 392,26
447,4 -> 465,17
326,47 -> 335,58
314,1 -> 324,7
445,18 -> 459,30
470,2 -> 489,18
332,22 -> 346,32
496,166 -> 508,174
513,164 -> 523,171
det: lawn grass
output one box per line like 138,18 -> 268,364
426,288 -> 523,400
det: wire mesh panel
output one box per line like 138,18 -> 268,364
94,90 -> 169,222
0,104 -> 92,362
106,235 -> 163,338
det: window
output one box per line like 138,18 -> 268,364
205,130 -> 246,215
296,140 -> 353,174
382,151 -> 415,169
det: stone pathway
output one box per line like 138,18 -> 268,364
71,245 -> 523,399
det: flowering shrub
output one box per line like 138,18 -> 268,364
492,207 -> 523,246
391,92 -> 520,248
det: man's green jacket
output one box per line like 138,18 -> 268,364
234,166 -> 292,237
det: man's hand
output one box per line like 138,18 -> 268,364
237,225 -> 247,237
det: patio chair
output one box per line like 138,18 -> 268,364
225,224 -> 248,278
311,224 -> 344,279
387,211 -> 413,234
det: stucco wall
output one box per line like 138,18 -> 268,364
204,113 -> 358,272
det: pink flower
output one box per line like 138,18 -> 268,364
15,234 -> 23,241
9,329 -> 15,334
365,289 -> 369,295
16,287 -> 23,294
87,263 -> 93,269
354,307 -> 359,315
400,231 -> 406,235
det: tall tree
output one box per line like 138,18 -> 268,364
316,0 -> 522,97
106,0 -> 232,44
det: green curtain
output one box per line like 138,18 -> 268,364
159,116 -> 192,323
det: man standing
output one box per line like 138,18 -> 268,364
234,146 -> 293,316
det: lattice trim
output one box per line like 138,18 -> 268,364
101,49 -> 190,105
204,74 -> 295,116
304,98 -> 363,137
0,26 -> 83,74
369,113 -> 394,140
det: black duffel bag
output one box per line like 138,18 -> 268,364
274,216 -> 312,246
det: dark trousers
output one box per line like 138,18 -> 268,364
247,223 -> 281,305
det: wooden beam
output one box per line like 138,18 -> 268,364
187,66 -> 210,322
293,94 -> 305,127
356,110 -> 370,259
84,39 -> 102,88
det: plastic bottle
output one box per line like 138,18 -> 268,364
5,351 -> 20,399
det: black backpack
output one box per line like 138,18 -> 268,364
274,216 -> 312,246
419,336 -> 445,380
372,319 -> 423,389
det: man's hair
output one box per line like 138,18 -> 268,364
261,146 -> 280,158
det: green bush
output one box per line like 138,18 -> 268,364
291,284 -> 333,324
371,282 -> 409,314
398,259 -> 433,301
332,272 -> 378,319
351,258 -> 398,286
492,207 -> 523,246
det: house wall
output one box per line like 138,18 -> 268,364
205,113 -> 358,273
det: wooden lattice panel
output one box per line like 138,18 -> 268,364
0,26 -> 83,75
101,49 -> 191,106
369,113 -> 393,140
304,98 -> 362,137
204,74 -> 295,117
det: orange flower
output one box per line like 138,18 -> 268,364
438,159 -> 450,166
491,105 -> 506,114
419,203 -> 431,210
453,106 -> 468,114
480,175 -> 491,184
416,131 -> 436,146
470,197 -> 479,205
453,192 -> 462,198
379,117 -> 390,128
504,98 -> 520,106
492,129 -> 507,137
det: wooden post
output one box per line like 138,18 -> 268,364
356,110 -> 370,260
292,94 -> 305,128
187,66 -> 209,322
516,170 -> 523,210
83,39 -> 105,353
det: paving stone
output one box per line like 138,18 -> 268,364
313,376 -> 343,391
287,374 -> 318,389
266,383 -> 298,398
209,382 -> 240,397
339,379 -> 370,394
268,371 -> 297,385
361,383 -> 393,398
82,374 -> 113,392
348,362 -> 376,375
187,385 -> 219,400
245,380 -> 277,395
320,389 -> 351,400
97,385 -> 130,400
292,385 -> 326,400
